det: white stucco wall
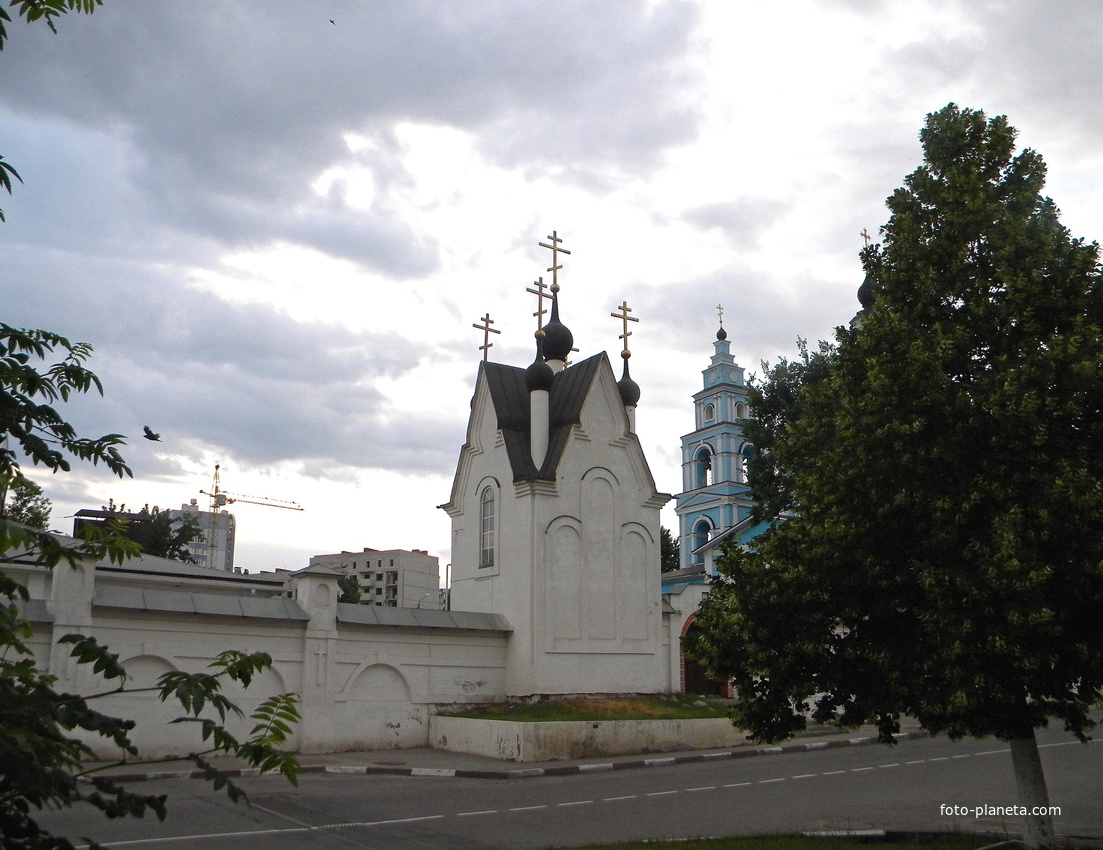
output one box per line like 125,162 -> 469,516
12,556 -> 510,760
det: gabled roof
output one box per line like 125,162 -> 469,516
483,353 -> 607,482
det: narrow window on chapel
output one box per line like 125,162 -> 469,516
480,486 -> 496,568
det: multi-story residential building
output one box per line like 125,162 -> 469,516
171,499 -> 236,571
308,547 -> 440,608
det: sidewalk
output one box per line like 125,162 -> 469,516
88,717 -> 928,784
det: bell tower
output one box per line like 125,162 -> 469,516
674,307 -> 755,570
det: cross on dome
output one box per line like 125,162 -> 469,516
610,300 -> 639,359
526,277 -> 550,333
538,230 -> 571,294
472,312 -> 501,361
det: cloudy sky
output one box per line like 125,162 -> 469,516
2,0 -> 1100,576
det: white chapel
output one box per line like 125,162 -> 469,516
441,232 -> 671,696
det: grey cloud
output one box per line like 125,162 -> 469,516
0,0 -> 702,266
882,0 -> 1102,144
681,198 -> 791,249
1,245 -> 460,479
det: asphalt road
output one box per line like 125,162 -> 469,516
38,729 -> 1101,849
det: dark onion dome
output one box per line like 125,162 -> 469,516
617,354 -> 641,406
716,326 -> 728,340
525,335 -> 555,392
541,295 -> 574,362
857,271 -> 875,310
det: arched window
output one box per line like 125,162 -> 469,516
703,403 -> 715,424
695,446 -> 713,489
479,486 -> 496,568
738,443 -> 755,484
735,402 -> 748,419
692,519 -> 711,564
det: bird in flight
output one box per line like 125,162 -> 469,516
143,426 -> 161,442
330,18 -> 335,24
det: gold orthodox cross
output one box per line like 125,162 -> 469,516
525,277 -> 549,331
861,228 -> 871,247
472,312 -> 501,361
610,300 -> 639,357
538,230 -> 571,293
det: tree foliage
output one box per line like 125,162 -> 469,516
76,504 -> 204,563
660,525 -> 679,572
1,326 -> 300,849
0,0 -> 101,49
0,474 -> 52,529
337,571 -> 362,604
135,507 -> 202,562
685,105 -> 1102,845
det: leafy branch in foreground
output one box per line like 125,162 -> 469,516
2,324 -> 300,849
0,1 -> 102,51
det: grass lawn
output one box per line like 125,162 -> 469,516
549,832 -> 1012,850
438,693 -> 730,722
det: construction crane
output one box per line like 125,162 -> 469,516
198,464 -> 303,568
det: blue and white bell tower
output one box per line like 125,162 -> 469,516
674,311 -> 757,571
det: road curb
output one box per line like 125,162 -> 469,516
320,729 -> 930,781
91,730 -> 930,784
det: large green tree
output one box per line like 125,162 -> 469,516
685,105 -> 1102,849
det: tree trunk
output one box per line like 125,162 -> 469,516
1008,730 -> 1054,849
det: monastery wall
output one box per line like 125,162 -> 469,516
14,556 -> 510,760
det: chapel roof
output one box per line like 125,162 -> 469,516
481,352 -> 607,482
